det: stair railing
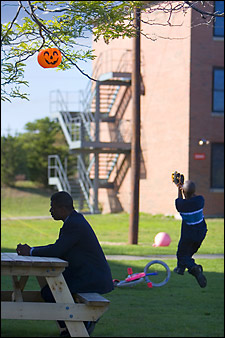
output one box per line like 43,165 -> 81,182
79,87 -> 95,141
79,49 -> 132,142
77,49 -> 133,187
78,52 -> 106,141
77,155 -> 94,213
49,50 -> 133,213
50,90 -> 81,142
48,155 -> 71,193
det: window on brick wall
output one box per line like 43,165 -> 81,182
212,68 -> 224,113
211,143 -> 224,189
213,1 -> 224,37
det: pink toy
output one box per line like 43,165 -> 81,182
125,272 -> 146,282
152,232 -> 171,247
113,261 -> 171,288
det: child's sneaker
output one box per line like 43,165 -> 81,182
173,267 -> 184,275
189,264 -> 207,288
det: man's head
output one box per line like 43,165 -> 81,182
49,191 -> 74,220
182,180 -> 196,199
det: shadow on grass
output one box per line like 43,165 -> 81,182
12,185 -> 55,197
1,249 -> 224,337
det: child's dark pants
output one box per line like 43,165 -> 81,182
176,223 -> 207,273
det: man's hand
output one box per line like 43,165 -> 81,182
16,243 -> 31,256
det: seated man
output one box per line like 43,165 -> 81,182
17,191 -> 114,337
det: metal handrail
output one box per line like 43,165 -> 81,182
77,155 -> 94,213
78,155 -> 94,192
48,155 -> 71,193
79,49 -> 132,142
50,90 -> 82,142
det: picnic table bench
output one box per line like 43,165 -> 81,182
1,252 -> 110,337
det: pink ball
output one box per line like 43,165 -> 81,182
152,232 -> 171,247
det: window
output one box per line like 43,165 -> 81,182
212,68 -> 224,113
214,1 -> 224,37
211,143 -> 224,189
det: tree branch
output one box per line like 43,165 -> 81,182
1,0 -> 224,101
1,2 -> 22,44
184,1 -> 224,18
23,1 -> 97,81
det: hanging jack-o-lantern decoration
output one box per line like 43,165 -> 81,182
37,48 -> 62,68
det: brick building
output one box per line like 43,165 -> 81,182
49,1 -> 224,218
91,1 -> 224,217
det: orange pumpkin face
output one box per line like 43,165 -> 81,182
37,48 -> 62,68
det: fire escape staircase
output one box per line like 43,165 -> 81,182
48,51 -> 134,213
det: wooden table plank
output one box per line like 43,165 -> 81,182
1,253 -> 68,268
1,253 -> 110,337
75,293 -> 110,306
46,275 -> 89,337
2,266 -> 66,277
1,302 -> 108,321
1,253 -> 68,277
1,253 -> 34,266
11,276 -> 24,302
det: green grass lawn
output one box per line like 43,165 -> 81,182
1,182 -> 52,218
1,259 -> 224,337
1,214 -> 224,256
1,183 -> 224,337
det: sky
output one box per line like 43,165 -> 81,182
1,1 -> 93,136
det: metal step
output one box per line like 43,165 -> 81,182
98,72 -> 131,81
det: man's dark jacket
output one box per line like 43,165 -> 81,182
31,210 -> 114,294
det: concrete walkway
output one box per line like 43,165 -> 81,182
106,254 -> 224,260
1,216 -> 52,220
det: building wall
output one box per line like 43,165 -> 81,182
189,8 -> 224,216
137,9 -> 192,216
92,3 -> 224,217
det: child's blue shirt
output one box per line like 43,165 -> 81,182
175,195 -> 207,228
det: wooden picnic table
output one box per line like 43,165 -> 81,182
1,252 -> 110,337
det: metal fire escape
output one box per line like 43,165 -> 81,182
48,50 -> 133,213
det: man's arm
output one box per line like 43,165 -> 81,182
178,184 -> 183,199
